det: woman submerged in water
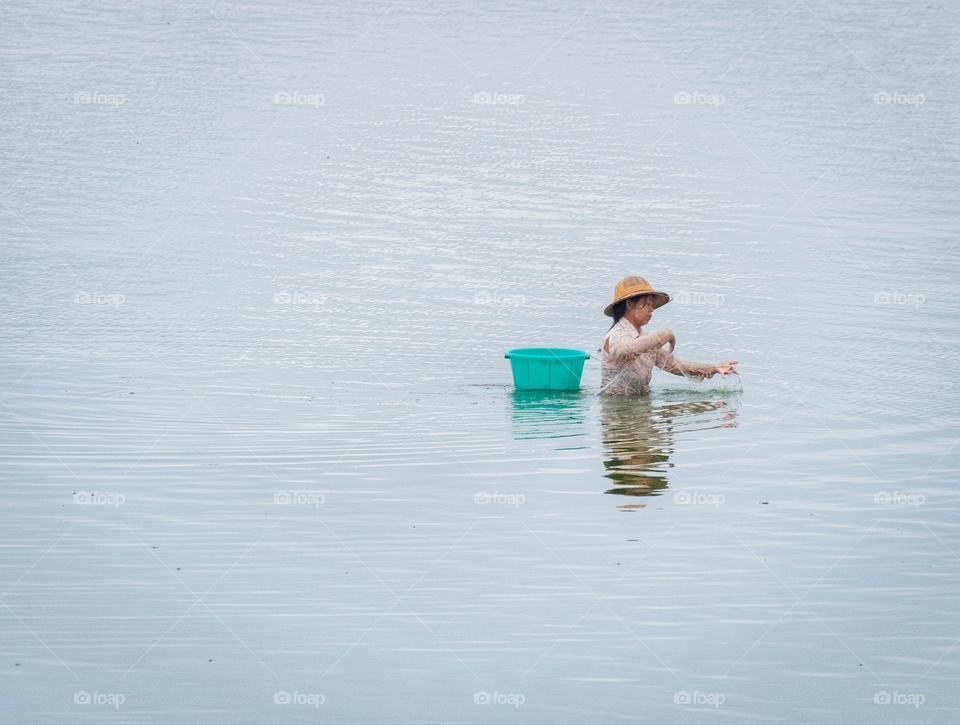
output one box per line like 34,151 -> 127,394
599,275 -> 739,396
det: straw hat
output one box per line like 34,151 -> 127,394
603,275 -> 670,317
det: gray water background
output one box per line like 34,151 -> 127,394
2,0 -> 959,722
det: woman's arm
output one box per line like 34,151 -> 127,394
658,353 -> 713,378
658,353 -> 739,379
604,328 -> 675,357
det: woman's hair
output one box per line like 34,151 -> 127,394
608,300 -> 627,329
608,295 -> 649,329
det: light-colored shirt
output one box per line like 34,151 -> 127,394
598,318 -> 701,395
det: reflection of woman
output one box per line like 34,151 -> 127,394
600,395 -> 737,505
599,276 -> 739,396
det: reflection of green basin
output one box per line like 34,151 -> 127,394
510,390 -> 588,442
504,348 -> 590,391
511,389 -> 585,410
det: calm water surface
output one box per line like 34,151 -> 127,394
2,0 -> 959,722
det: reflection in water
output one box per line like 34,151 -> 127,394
506,390 -> 738,510
600,395 -> 738,509
509,390 -> 589,442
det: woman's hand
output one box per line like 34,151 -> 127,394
713,360 -> 739,376
656,329 -> 676,354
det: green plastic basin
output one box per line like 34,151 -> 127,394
504,348 -> 590,391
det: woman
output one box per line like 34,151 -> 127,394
599,275 -> 738,396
